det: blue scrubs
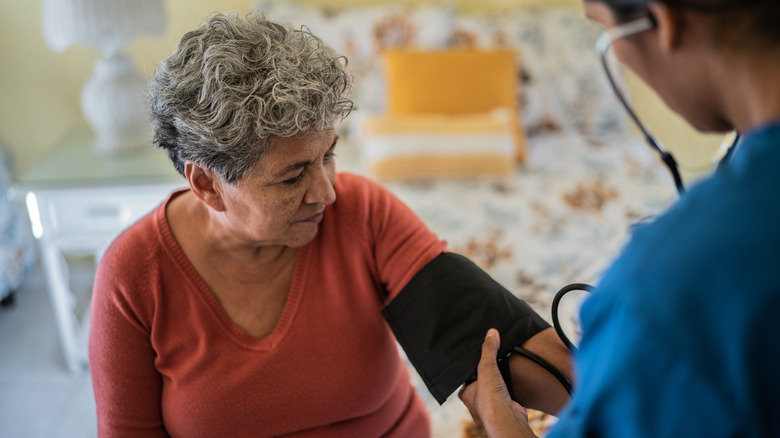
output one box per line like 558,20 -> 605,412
549,120 -> 780,437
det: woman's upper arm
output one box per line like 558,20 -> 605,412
364,179 -> 446,301
89,261 -> 168,437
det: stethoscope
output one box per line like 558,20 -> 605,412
539,130 -> 739,395
524,131 -> 741,399
595,16 -> 742,196
553,13 -> 743,349
516,16 -> 743,396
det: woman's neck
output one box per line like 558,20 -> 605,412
173,191 -> 297,275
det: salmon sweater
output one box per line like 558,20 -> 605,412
89,172 -> 446,437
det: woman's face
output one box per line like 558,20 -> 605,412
216,129 -> 338,249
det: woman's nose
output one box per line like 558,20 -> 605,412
305,165 -> 336,206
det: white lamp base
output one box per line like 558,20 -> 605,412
81,52 -> 151,155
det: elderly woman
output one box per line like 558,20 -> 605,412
460,0 -> 780,437
89,11 -> 571,438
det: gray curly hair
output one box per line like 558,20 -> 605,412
149,11 -> 354,184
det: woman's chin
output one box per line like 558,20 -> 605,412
284,227 -> 320,248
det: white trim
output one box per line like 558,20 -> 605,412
362,133 -> 516,161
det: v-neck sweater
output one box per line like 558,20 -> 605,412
89,172 -> 446,437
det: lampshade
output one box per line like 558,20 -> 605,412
42,0 -> 166,54
41,0 -> 166,155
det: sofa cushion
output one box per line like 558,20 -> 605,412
382,49 -> 526,162
361,108 -> 517,180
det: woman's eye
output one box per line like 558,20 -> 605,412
282,173 -> 304,185
324,152 -> 337,162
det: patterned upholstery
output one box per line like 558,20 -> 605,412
0,142 -> 36,301
255,1 -> 630,139
254,3 -> 679,436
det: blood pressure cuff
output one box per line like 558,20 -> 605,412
382,252 -> 550,404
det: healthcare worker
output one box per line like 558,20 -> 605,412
459,0 -> 780,436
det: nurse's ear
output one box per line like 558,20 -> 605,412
185,161 -> 227,212
649,2 -> 683,54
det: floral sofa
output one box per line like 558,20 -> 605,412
0,142 -> 36,305
255,2 -> 677,436
257,1 -> 630,139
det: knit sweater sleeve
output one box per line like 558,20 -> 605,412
336,173 -> 447,304
89,204 -> 169,438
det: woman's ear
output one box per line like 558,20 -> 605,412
185,161 -> 226,212
649,2 -> 683,53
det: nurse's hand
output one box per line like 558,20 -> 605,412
458,329 -> 538,438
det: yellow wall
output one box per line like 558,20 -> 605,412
0,0 -> 718,182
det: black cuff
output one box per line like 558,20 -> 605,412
382,252 -> 550,404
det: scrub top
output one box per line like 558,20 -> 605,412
549,120 -> 780,437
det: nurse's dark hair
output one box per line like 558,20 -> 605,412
589,0 -> 780,45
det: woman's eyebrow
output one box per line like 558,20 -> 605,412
273,135 -> 341,179
273,159 -> 311,179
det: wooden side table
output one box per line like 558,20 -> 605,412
9,129 -> 185,373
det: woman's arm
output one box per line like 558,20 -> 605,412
363,174 -> 572,411
507,327 -> 573,415
89,251 -> 168,437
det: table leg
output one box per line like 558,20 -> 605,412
40,243 -> 88,374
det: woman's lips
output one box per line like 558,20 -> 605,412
296,212 -> 324,224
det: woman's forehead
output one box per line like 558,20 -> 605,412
259,131 -> 337,174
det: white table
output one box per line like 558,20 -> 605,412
9,129 -> 185,373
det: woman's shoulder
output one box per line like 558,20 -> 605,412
334,171 -> 386,196
328,171 -> 428,243
97,196 -> 170,280
333,171 -> 397,212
